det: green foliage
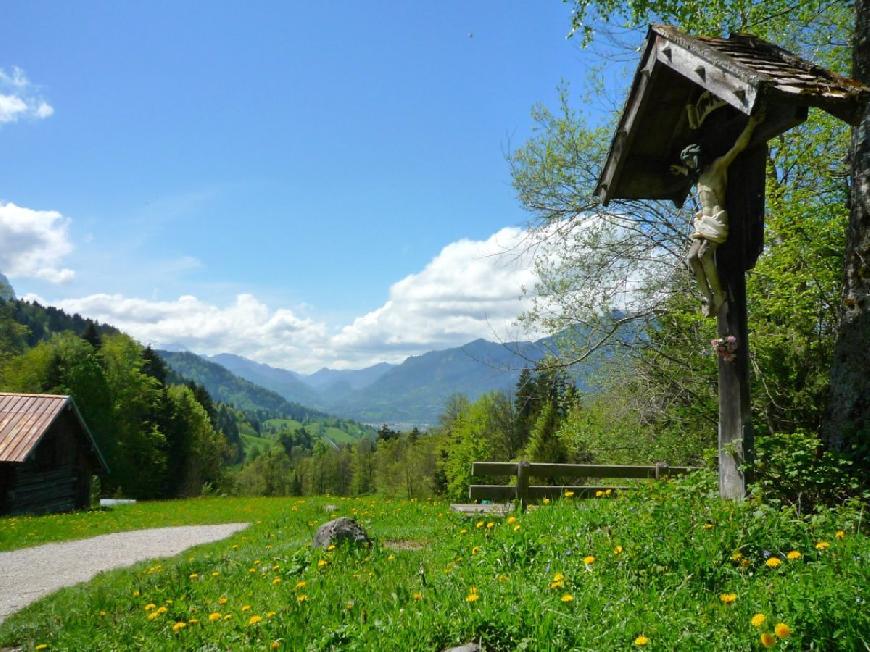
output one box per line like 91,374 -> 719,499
1,490 -> 866,649
754,432 -> 866,511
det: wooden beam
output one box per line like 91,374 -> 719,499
526,462 -> 695,479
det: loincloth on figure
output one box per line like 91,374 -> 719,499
691,209 -> 728,244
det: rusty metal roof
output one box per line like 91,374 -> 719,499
0,393 -> 108,471
597,25 -> 870,205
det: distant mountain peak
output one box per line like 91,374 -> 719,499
0,272 -> 15,301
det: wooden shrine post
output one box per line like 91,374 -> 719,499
595,25 -> 870,499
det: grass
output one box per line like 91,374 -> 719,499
0,474 -> 867,650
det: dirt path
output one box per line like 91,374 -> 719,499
0,523 -> 248,623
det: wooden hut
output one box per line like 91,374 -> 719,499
0,393 -> 108,515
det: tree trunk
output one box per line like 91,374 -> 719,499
824,0 -> 870,476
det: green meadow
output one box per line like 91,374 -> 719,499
1,473 -> 866,651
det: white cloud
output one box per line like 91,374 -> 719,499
0,202 -> 74,283
0,67 -> 54,124
45,227 -> 544,372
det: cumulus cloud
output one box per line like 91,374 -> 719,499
0,201 -> 74,283
46,227 -> 544,372
0,67 -> 54,124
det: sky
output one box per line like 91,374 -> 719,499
1,2 -> 632,372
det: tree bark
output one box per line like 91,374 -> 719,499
824,0 -> 870,475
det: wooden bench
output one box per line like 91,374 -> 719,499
465,461 -> 697,512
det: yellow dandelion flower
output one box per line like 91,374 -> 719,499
241,605 -> 251,612
297,594 -> 309,604
486,522 -> 495,529
835,530 -> 845,540
156,606 -> 168,615
719,593 -> 737,604
387,554 -> 396,561
560,593 -> 574,603
249,568 -> 257,574
272,577 -> 282,585
816,541 -> 830,550
412,592 -> 423,601
787,550 -> 801,560
542,498 -> 551,505
218,596 -> 228,605
583,555 -> 595,565
172,622 -> 187,633
295,580 -> 307,590
564,490 -> 575,498
209,612 -> 221,622
35,645 -> 49,651
506,516 -> 517,525
318,559 -> 328,569
471,546 -> 481,555
765,557 -> 782,568
271,642 -> 281,650
475,521 -> 484,529
248,615 -> 263,626
730,550 -> 742,561
703,523 -> 714,530
266,611 -> 276,618
760,632 -> 776,648
211,571 -> 220,577
223,614 -> 233,621
774,623 -> 791,638
147,611 -> 160,621
751,613 -> 766,628
634,634 -> 650,646
327,544 -> 336,551
99,610 -> 107,617
465,591 -> 480,603
595,490 -> 604,497
144,603 -> 156,611
614,545 -> 624,555
132,590 -> 140,597
513,525 -> 521,532
188,573 -> 198,580
605,489 -> 612,496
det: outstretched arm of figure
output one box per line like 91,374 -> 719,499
715,106 -> 766,170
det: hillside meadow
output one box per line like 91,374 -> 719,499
1,474 -> 866,651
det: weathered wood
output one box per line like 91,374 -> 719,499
516,461 -> 530,511
471,461 -> 696,479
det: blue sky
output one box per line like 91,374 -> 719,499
1,2 -> 631,371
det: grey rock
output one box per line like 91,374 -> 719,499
442,644 -> 481,652
312,517 -> 370,548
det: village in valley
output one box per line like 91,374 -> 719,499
1,2 -> 869,650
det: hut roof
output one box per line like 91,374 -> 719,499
597,25 -> 870,205
0,393 -> 108,471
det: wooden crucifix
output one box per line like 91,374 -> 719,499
596,25 -> 870,499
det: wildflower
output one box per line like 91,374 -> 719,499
147,612 -> 160,621
476,521 -> 484,529
413,592 -> 423,601
99,610 -> 107,617
583,555 -> 595,565
835,530 -> 845,540
297,594 -> 308,603
249,568 -> 257,573
132,590 -> 140,597
189,572 -> 198,580
272,642 -> 281,650
564,490 -> 575,498
543,498 -> 551,505
172,622 -> 187,633
218,596 -> 228,605
506,516 -> 517,525
465,587 -> 480,603
211,571 -> 220,577
144,603 -> 156,611
614,545 -> 624,555
486,522 -> 495,530
595,490 -> 604,497
703,523 -> 714,530
273,577 -> 282,585
156,606 -> 168,615
549,572 -> 566,589
208,612 -> 221,622
765,557 -> 782,568
295,580 -> 307,590
513,525 -> 521,532
730,551 -> 742,561
266,611 -> 276,618
560,593 -> 574,603
605,489 -> 612,496
387,554 -> 396,561
318,559 -> 329,569
241,605 -> 252,612
35,646 -> 48,651
719,593 -> 737,604
248,615 -> 263,626
634,635 -> 650,646
327,544 -> 336,551
459,528 -> 467,534
223,614 -> 232,621
751,613 -> 766,628
774,623 -> 791,638
815,541 -> 830,550
760,632 -> 776,648
786,550 -> 801,560
471,546 -> 481,555
188,618 -> 199,625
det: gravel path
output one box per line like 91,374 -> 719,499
0,523 -> 249,623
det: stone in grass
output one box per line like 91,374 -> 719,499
312,517 -> 371,548
442,644 -> 481,652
